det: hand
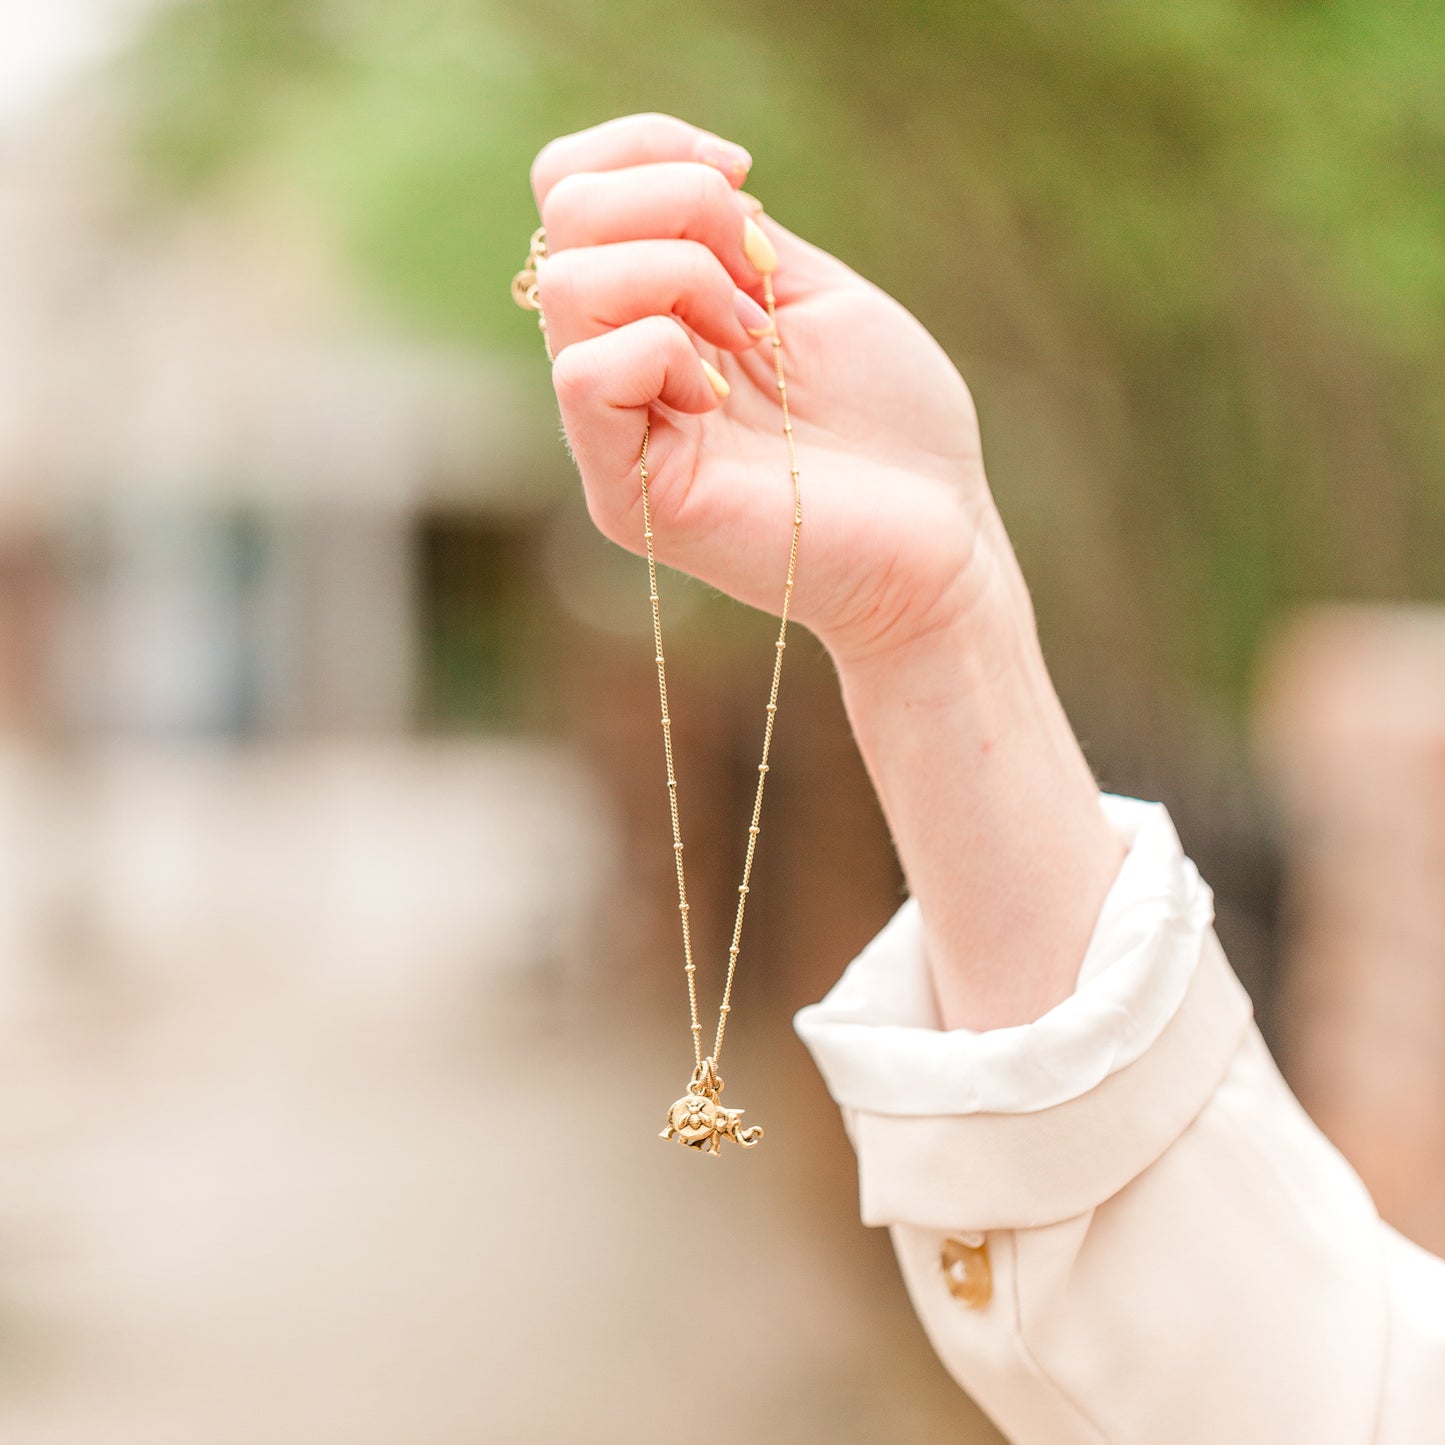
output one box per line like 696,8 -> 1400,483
529,113 -> 1025,668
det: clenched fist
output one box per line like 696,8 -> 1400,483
529,112 -> 1028,671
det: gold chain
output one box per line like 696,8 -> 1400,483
511,212 -> 801,1155
647,271 -> 802,1155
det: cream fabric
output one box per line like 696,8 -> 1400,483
794,795 -> 1445,1444
795,796 -> 1212,1116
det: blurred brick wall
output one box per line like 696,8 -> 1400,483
1257,606 -> 1445,1255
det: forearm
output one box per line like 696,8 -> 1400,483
829,521 -> 1124,1032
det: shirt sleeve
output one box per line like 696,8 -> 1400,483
793,793 -> 1445,1445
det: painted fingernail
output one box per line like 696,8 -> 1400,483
738,191 -> 765,216
700,358 -> 731,400
696,137 -> 752,187
742,216 -> 777,275
733,289 -> 773,338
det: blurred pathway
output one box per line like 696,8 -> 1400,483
0,741 -> 997,1444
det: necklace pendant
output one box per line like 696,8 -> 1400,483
658,1059 -> 763,1155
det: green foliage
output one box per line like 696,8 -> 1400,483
126,0 -> 1445,713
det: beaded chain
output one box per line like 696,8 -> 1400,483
648,266 -> 802,1155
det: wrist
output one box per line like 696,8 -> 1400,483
826,545 -> 1124,1031
819,492 -> 1034,686
827,518 -> 1042,720
834,570 -> 1090,837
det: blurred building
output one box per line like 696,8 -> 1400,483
0,88 -> 548,742
7,61 -> 541,1022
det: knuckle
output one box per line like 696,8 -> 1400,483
540,171 -> 586,237
632,110 -> 689,143
688,159 -> 731,214
549,343 -> 596,407
679,239 -> 725,296
535,247 -> 579,317
650,312 -> 694,357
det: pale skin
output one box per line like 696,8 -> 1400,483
531,113 -> 1125,1031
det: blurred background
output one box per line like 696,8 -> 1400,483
0,2 -> 1443,1441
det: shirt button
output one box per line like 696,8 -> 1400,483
940,1235 -> 992,1309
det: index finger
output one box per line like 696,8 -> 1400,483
530,112 -> 752,209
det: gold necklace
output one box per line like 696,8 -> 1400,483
514,223 -> 802,1156
651,261 -> 802,1157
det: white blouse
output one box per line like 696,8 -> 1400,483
794,794 -> 1445,1444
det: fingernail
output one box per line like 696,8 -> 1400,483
733,289 -> 773,337
700,358 -> 731,399
696,137 -> 752,188
738,191 -> 765,216
742,216 -> 777,275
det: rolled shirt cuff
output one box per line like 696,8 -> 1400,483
793,793 -> 1255,1230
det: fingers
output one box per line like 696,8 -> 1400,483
551,316 -> 721,538
532,115 -> 852,316
537,158 -> 780,358
542,161 -> 764,292
539,239 -> 773,356
531,113 -> 752,209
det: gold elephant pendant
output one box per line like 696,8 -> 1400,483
659,1060 -> 763,1156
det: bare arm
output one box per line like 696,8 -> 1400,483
834,557 -> 1124,1029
